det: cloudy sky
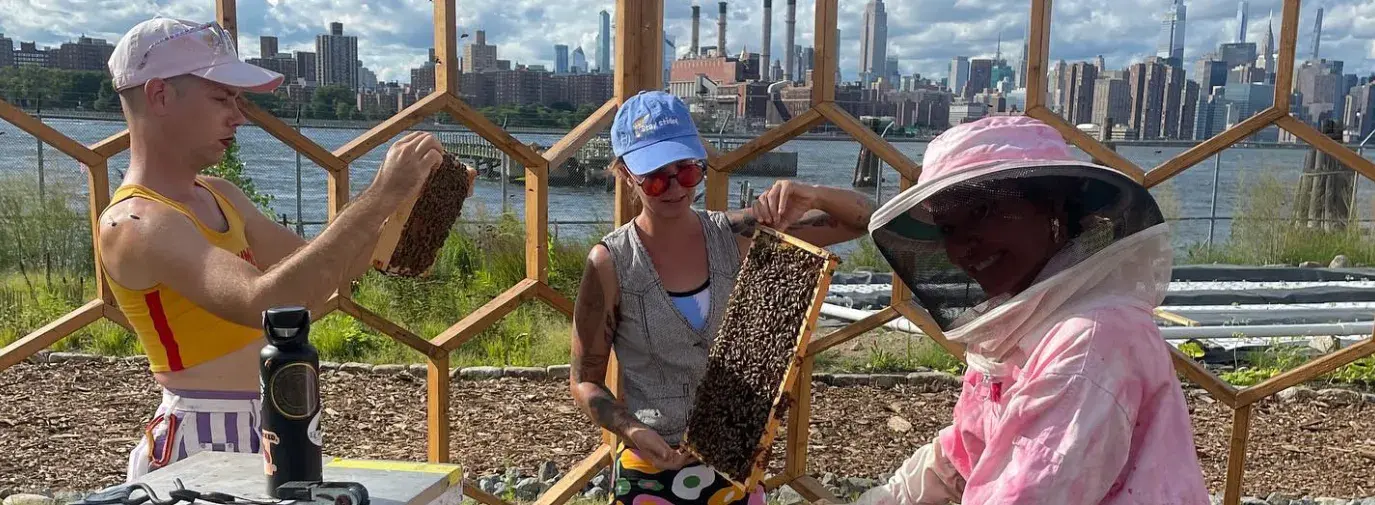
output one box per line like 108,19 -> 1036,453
2,0 -> 1372,85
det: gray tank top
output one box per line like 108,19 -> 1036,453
600,209 -> 742,445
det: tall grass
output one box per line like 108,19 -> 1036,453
1185,170 -> 1375,265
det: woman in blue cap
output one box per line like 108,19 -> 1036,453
569,90 -> 876,505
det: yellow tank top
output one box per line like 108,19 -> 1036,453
103,178 -> 263,373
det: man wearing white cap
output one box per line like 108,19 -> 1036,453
98,17 -> 467,480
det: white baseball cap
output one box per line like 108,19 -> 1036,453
109,17 -> 284,93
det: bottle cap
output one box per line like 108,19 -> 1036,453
263,307 -> 311,346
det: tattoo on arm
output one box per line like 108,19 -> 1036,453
727,211 -> 759,238
570,253 -> 641,435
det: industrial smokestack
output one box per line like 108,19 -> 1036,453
785,0 -> 796,82
691,4 -> 701,56
761,0 -> 772,81
718,1 -> 728,58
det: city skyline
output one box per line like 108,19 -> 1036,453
0,0 -> 1371,86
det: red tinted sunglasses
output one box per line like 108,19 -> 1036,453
635,159 -> 705,197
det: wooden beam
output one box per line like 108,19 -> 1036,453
806,306 -> 899,358
712,109 -> 825,175
526,157 -> 550,283
1273,0 -> 1302,111
0,100 -> 101,167
543,99 -> 617,169
892,301 -> 966,362
533,445 -> 613,505
764,474 -> 792,492
215,0 -> 238,40
338,298 -> 442,358
533,281 -> 574,318
90,131 -> 130,159
614,0 -> 648,100
1024,0 -> 1053,109
785,357 -> 814,478
0,300 -> 103,372
87,161 -> 113,303
433,279 -> 539,351
817,103 -> 921,181
1237,336 -> 1375,406
790,475 -> 839,504
241,101 -> 345,173
444,96 -> 545,170
811,0 -> 839,105
639,1 -> 666,91
1222,405 -> 1253,505
1275,115 -> 1375,181
706,167 -> 730,211
463,482 -> 511,505
1153,308 -> 1199,327
326,164 -> 350,224
433,0 -> 459,95
428,354 -> 451,463
1169,346 -> 1238,408
1145,107 -> 1284,188
1026,106 -> 1145,182
103,303 -> 134,332
334,92 -> 447,164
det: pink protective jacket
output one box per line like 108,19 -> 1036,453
854,224 -> 1211,505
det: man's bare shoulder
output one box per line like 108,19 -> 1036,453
99,197 -> 205,287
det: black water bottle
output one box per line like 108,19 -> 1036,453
259,307 -> 323,497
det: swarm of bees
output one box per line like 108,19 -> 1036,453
373,152 -> 471,277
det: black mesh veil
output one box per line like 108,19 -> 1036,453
870,163 -> 1166,332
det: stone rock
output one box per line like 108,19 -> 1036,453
505,367 -> 547,380
3,494 -> 55,505
1309,335 -> 1343,354
907,371 -> 963,390
1276,387 -> 1317,402
1209,495 -> 1223,505
1241,497 -> 1269,505
461,367 -> 505,380
839,477 -> 878,497
373,364 -> 406,375
491,483 -> 508,498
887,415 -> 913,433
1356,498 -> 1375,505
591,468 -> 610,489
583,487 -> 607,502
0,490 -> 11,500
775,485 -> 805,505
408,364 -> 428,379
1314,498 -> 1349,505
479,476 -> 499,495
811,373 -> 835,385
1317,388 -> 1362,406
831,374 -> 871,387
50,492 -> 83,505
537,461 -> 560,483
320,361 -> 340,371
47,352 -> 98,363
1266,492 -> 1296,505
340,362 -> 373,374
871,374 -> 905,388
1364,393 -> 1375,404
1331,255 -> 1352,268
123,355 -> 149,365
546,364 -> 571,380
514,477 -> 548,502
30,351 -> 50,364
819,472 -> 838,488
1300,261 -> 1324,268
505,467 -> 523,482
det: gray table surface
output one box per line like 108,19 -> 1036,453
131,452 -> 463,505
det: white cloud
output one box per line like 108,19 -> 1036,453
0,0 -> 1370,85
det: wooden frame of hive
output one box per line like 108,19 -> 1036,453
681,226 -> 840,493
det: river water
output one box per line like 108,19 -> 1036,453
6,117 -> 1375,253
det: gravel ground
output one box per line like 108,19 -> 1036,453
2,360 -> 1373,498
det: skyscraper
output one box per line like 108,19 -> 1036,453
1066,61 -> 1099,125
260,36 -> 278,59
1161,65 -> 1185,138
463,31 -> 498,73
1129,59 -> 1168,139
1178,79 -> 1201,139
950,56 -> 969,97
1235,0 -> 1249,43
1260,11 -> 1275,80
555,44 -> 570,74
1197,59 -> 1229,94
0,34 -> 13,69
1310,7 -> 1324,60
1157,0 -> 1186,65
572,46 -> 588,74
965,59 -> 993,100
598,10 -> 612,73
295,51 -> 317,84
859,0 -> 888,87
1093,77 -> 1131,129
316,22 -> 359,89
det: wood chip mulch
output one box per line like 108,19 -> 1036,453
2,360 -> 1372,498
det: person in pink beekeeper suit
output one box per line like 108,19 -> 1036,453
850,115 -> 1210,505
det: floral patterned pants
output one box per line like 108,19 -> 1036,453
612,443 -> 765,505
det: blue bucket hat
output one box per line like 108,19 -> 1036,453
611,91 -> 708,176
